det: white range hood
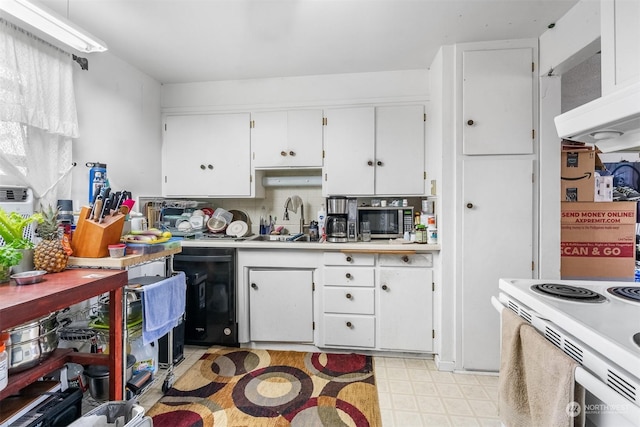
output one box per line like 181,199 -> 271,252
554,81 -> 640,153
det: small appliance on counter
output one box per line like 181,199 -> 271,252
326,196 -> 348,243
347,198 -> 358,241
357,204 -> 414,239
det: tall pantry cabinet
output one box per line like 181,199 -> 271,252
431,39 -> 538,372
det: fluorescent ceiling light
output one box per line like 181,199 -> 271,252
0,0 -> 107,53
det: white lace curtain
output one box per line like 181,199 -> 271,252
0,18 -> 78,210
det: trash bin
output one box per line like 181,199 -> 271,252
68,400 -> 152,426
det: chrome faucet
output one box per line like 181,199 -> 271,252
284,195 -> 304,234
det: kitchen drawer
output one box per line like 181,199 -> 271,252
378,253 -> 433,267
323,252 -> 375,266
324,288 -> 374,315
322,314 -> 375,348
324,266 -> 374,287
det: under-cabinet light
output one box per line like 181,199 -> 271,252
262,176 -> 322,187
0,0 -> 107,53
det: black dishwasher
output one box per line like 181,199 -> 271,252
172,247 -> 238,347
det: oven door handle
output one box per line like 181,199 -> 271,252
174,255 -> 233,263
491,296 -> 504,314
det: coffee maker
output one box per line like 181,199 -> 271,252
326,196 -> 348,243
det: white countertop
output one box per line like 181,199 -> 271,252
180,237 -> 440,252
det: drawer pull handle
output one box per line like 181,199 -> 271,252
381,284 -> 388,291
346,321 -> 353,328
281,151 -> 287,156
377,160 -> 383,166
402,255 -> 409,263
345,256 -> 352,262
200,164 -> 206,170
208,164 -> 214,170
345,273 -> 352,279
467,119 -> 474,126
346,293 -> 352,299
251,283 -> 257,289
367,160 -> 373,166
289,151 -> 296,156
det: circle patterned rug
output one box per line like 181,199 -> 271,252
147,348 -> 381,426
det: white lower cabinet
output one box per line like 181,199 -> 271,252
249,269 -> 314,342
379,265 -> 433,352
321,251 -> 434,353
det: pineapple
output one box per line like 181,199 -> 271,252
34,205 -> 69,273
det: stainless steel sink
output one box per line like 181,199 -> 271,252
246,234 -> 312,243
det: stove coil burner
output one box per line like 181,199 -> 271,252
607,286 -> 640,303
531,283 -> 606,303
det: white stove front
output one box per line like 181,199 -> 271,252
498,278 -> 640,377
496,278 -> 640,426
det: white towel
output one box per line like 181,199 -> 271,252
498,308 -> 585,427
140,272 -> 186,345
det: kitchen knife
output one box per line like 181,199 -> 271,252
93,198 -> 103,221
107,193 -> 116,215
112,191 -> 123,213
99,198 -> 111,223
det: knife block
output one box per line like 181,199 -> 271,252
71,206 -> 126,258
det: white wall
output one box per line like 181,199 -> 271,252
161,69 -> 429,111
70,52 -> 162,209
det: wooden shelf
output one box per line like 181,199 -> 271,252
0,349 -> 73,401
0,269 -> 128,401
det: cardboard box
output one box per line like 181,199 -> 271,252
561,201 -> 637,280
561,148 -> 596,202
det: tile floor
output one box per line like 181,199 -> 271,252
138,346 -> 501,427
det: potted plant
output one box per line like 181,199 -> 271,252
0,208 -> 43,280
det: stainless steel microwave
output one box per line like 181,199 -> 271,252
357,206 -> 414,239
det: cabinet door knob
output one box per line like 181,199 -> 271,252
382,284 -> 388,291
467,119 -> 474,126
377,160 -> 383,166
289,151 -> 296,156
200,164 -> 206,170
466,203 -> 474,209
402,255 -> 409,263
345,256 -> 352,262
367,160 -> 373,166
346,321 -> 353,328
251,283 -> 257,289
208,164 -> 214,170
281,151 -> 287,156
345,273 -> 352,279
346,293 -> 352,299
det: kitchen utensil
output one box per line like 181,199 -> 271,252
226,220 -> 249,237
85,354 -> 135,401
207,216 -> 227,233
7,313 -> 60,374
97,294 -> 142,325
10,270 -> 47,285
212,208 -> 233,224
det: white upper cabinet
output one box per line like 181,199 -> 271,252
323,105 -> 425,196
601,0 -> 640,95
162,113 -> 253,197
462,47 -> 535,155
375,105 -> 425,195
251,109 -> 323,168
323,107 -> 376,195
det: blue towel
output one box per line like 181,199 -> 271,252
140,272 -> 186,345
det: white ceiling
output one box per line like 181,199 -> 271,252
37,0 -> 580,84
